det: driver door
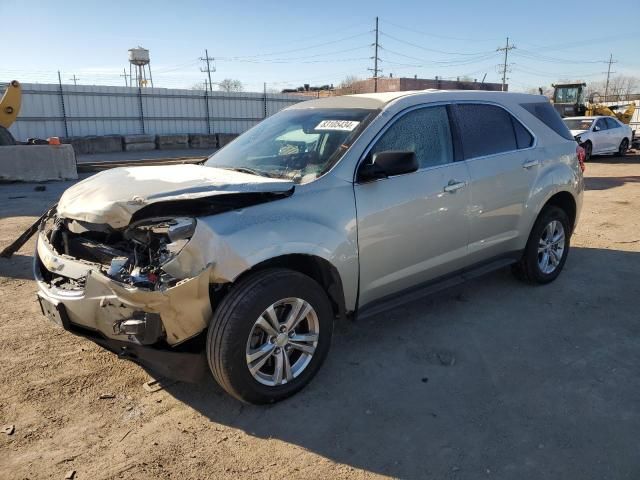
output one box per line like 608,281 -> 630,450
354,105 -> 471,307
592,118 -> 611,153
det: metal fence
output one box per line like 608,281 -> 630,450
3,83 -> 307,141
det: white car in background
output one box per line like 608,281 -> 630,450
563,116 -> 633,160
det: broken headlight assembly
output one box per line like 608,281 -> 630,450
107,217 -> 197,289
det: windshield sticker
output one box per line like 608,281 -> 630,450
315,120 -> 360,131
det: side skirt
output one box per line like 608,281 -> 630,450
356,253 -> 520,320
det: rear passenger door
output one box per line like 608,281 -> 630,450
604,117 -> 624,151
451,103 -> 536,264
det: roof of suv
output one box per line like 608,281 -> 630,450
287,89 -> 546,110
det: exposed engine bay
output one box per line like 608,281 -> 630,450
41,213 -> 196,291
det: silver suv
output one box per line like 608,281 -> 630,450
35,90 -> 584,403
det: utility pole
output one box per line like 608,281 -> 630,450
604,53 -> 616,101
200,49 -> 215,93
120,68 -> 130,87
497,37 -> 515,92
368,17 -> 381,93
69,74 -> 79,86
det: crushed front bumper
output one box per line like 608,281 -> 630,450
34,232 -> 212,382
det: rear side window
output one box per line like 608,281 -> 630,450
520,101 -> 574,141
513,119 -> 534,149
370,106 -> 453,169
453,104 -> 517,159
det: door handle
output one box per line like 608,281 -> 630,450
522,159 -> 539,169
443,180 -> 466,193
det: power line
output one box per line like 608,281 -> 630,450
221,31 -> 371,60
380,31 -> 494,56
120,68 -> 130,87
381,18 -> 501,43
380,47 -> 497,66
199,49 -> 215,93
497,37 -> 516,91
604,53 -> 617,100
368,17 -> 381,92
513,49 -> 606,65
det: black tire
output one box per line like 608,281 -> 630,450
618,138 -> 629,156
583,141 -> 592,161
207,268 -> 333,404
512,206 -> 571,284
0,126 -> 16,146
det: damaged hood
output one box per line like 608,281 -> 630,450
57,164 -> 294,228
570,129 -> 589,137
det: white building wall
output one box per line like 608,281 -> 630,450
4,83 -> 306,141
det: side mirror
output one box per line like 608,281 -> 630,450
593,125 -> 601,132
358,150 -> 418,182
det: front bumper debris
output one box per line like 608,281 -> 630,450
34,222 -> 213,381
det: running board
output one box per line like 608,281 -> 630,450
357,257 -> 517,320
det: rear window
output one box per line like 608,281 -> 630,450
520,102 -> 574,141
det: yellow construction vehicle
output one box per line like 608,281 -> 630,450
0,80 -> 21,145
550,82 -> 635,124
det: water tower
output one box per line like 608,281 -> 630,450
128,46 -> 153,88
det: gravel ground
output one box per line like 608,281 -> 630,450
0,153 -> 639,480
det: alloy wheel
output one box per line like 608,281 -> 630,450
245,297 -> 319,386
537,220 -> 565,274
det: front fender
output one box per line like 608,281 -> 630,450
164,178 -> 360,310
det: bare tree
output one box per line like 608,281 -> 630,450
586,75 -> 639,101
338,75 -> 364,94
190,82 -> 207,91
218,79 -> 243,92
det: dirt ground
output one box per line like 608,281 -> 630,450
1,154 -> 639,480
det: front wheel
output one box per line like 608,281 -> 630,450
583,141 -> 592,161
512,206 -> 571,284
207,269 -> 333,404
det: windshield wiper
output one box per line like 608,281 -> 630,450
223,167 -> 277,178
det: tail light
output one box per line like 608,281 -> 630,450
576,145 -> 586,173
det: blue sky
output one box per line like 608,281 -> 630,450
2,0 -> 638,93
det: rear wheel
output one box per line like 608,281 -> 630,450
207,268 -> 333,404
512,206 -> 571,284
618,138 -> 629,156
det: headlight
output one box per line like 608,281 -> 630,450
110,217 -> 197,288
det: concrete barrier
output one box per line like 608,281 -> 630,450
189,134 -> 218,149
62,135 -> 123,155
123,134 -> 156,152
124,142 -> 156,152
218,133 -> 239,148
156,134 -> 189,150
123,134 -> 156,144
0,144 -> 78,182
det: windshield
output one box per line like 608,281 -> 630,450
563,118 -> 594,130
205,108 -> 377,184
554,87 -> 581,104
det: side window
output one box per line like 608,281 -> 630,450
370,106 -> 453,169
519,101 -> 574,141
595,118 -> 608,131
512,118 -> 534,149
604,117 -> 619,129
454,104 -> 517,158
